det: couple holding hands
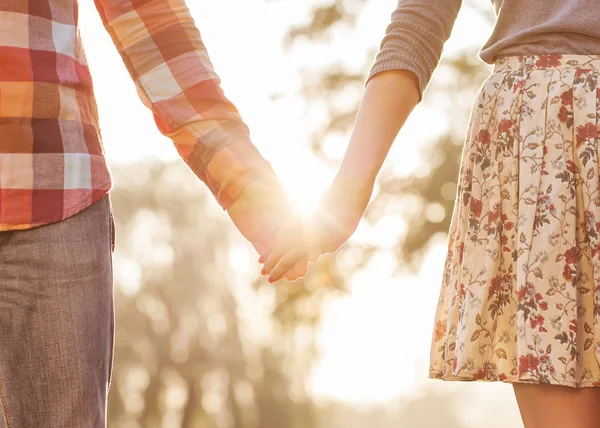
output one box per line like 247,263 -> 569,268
3,0 -> 600,426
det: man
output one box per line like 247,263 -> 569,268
0,1 -> 308,426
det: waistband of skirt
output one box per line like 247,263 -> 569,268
493,54 -> 600,73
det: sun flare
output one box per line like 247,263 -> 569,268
275,154 -> 331,218
284,182 -> 322,217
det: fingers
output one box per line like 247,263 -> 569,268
261,221 -> 303,275
258,219 -> 298,265
258,220 -> 321,284
284,258 -> 308,282
268,246 -> 308,283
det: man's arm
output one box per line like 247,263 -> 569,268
94,0 -> 308,279
93,0 -> 275,210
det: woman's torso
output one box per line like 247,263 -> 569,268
482,0 -> 600,63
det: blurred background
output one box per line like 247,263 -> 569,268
79,0 -> 525,426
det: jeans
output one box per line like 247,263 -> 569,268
0,195 -> 115,427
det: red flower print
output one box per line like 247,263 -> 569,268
539,301 -> 548,311
434,320 -> 447,342
472,362 -> 498,380
513,79 -> 526,93
519,354 -> 540,374
535,293 -> 543,302
530,314 -> 545,329
504,221 -> 513,231
502,235 -> 509,245
563,264 -> 573,281
488,210 -> 500,223
569,319 -> 577,334
576,122 -> 597,147
535,55 -> 562,67
489,275 -> 502,300
593,243 -> 600,259
560,90 -> 573,106
498,373 -> 508,381
565,247 -> 578,265
470,197 -> 483,218
558,106 -> 569,124
473,368 -> 486,380
458,242 -> 465,264
498,118 -> 513,134
566,160 -> 575,174
517,285 -> 527,301
477,129 -> 491,144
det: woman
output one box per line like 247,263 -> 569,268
260,1 -> 600,426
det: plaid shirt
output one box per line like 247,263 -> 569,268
0,0 -> 274,231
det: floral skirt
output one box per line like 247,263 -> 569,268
429,54 -> 600,387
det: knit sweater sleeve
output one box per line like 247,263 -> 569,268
367,0 -> 463,99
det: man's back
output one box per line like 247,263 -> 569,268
0,0 -> 108,229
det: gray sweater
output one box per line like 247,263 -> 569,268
369,0 -> 600,97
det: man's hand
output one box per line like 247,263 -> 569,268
226,176 -> 309,281
259,175 -> 373,282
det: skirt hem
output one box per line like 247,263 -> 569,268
428,373 -> 600,388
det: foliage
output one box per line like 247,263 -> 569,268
108,162 -> 321,428
284,0 -> 492,271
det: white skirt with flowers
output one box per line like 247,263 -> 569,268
429,54 -> 600,387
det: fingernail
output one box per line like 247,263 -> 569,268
261,268 -> 267,275
258,256 -> 264,263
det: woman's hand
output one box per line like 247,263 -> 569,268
259,175 -> 373,282
226,176 -> 309,282
260,69 -> 420,283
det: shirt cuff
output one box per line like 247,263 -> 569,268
204,140 -> 280,210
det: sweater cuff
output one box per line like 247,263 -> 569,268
367,61 -> 425,102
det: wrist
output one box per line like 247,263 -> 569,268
205,140 -> 280,210
332,169 -> 376,196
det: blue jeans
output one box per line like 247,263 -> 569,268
0,196 -> 115,427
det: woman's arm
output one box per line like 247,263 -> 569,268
261,0 -> 463,281
260,70 -> 420,282
333,69 -> 420,195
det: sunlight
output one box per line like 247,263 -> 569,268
284,181 -> 323,216
77,0 -> 501,419
275,151 -> 331,217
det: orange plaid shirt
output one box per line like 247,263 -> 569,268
0,0 -> 275,231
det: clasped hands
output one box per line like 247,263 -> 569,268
227,172 -> 373,283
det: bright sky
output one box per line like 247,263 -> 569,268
79,1 -> 522,426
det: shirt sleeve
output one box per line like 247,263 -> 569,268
367,0 -> 463,100
93,0 -> 277,210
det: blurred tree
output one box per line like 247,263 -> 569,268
283,0 -> 493,271
271,1 -> 496,426
316,388 -> 464,428
107,162 -> 327,428
105,2 -> 499,426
